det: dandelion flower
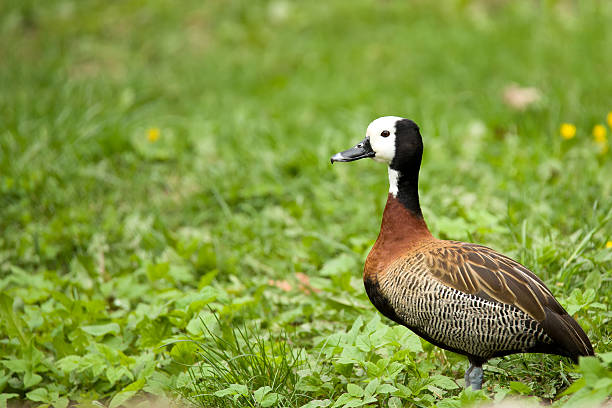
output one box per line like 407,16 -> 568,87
593,124 -> 607,143
147,127 -> 160,142
607,112 -> 612,128
592,124 -> 609,154
606,241 -> 612,249
560,123 -> 576,140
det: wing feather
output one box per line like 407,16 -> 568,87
423,242 -> 554,322
420,241 -> 593,358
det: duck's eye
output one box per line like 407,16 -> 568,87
381,130 -> 390,138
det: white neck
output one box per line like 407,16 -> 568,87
388,168 -> 399,197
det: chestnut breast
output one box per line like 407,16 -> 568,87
364,194 -> 435,283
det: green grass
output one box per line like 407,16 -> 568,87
1,0 -> 611,406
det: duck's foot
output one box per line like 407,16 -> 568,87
464,363 -> 483,390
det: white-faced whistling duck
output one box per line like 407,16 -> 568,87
330,116 -> 594,390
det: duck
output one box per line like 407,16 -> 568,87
330,116 -> 594,390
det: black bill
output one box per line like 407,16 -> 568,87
330,137 -> 375,163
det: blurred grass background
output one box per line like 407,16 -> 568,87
0,0 -> 611,407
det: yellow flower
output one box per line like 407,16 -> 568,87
606,241 -> 612,249
560,123 -> 576,140
147,127 -> 160,142
593,124 -> 607,143
607,112 -> 612,128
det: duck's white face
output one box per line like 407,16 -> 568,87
366,116 -> 403,164
331,116 -> 422,197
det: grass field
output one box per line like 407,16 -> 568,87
1,0 -> 611,407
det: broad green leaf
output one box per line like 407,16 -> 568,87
260,392 -> 279,407
558,377 -> 586,397
0,294 -> 27,346
364,314 -> 382,333
387,396 -> 403,408
168,264 -> 194,283
436,399 -> 461,408
25,388 -> 49,403
361,396 -> 377,405
399,330 -> 423,353
185,287 -> 219,312
344,398 -> 368,408
579,356 -> 609,384
23,342 -> 45,368
347,316 -> 364,340
169,341 -> 198,365
369,330 -> 389,350
376,384 -> 398,394
174,371 -> 191,389
509,381 -> 532,395
365,362 -> 381,377
376,358 -> 390,370
364,378 -> 379,396
214,389 -> 235,397
1,360 -> 27,373
492,385 -> 511,403
133,352 -> 156,380
566,387 -> 612,408
109,379 -> 145,408
121,378 -> 146,392
430,375 -> 459,390
300,400 -> 331,408
143,371 -> 172,395
253,386 -> 272,402
593,377 -> 612,389
296,374 -> 324,392
338,345 -> 363,364
107,366 -> 131,385
24,371 -> 42,388
56,356 -> 84,373
53,396 -> 69,408
598,352 -> 612,365
0,370 -> 11,391
81,323 -> 121,337
386,362 -> 404,380
331,393 -> 360,408
23,306 -> 44,330
109,390 -> 139,408
185,313 -> 216,336
458,388 -> 490,404
355,334 -> 371,352
346,383 -> 364,397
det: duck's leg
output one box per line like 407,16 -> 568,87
464,361 -> 483,390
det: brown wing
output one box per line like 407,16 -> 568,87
422,241 -> 593,359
